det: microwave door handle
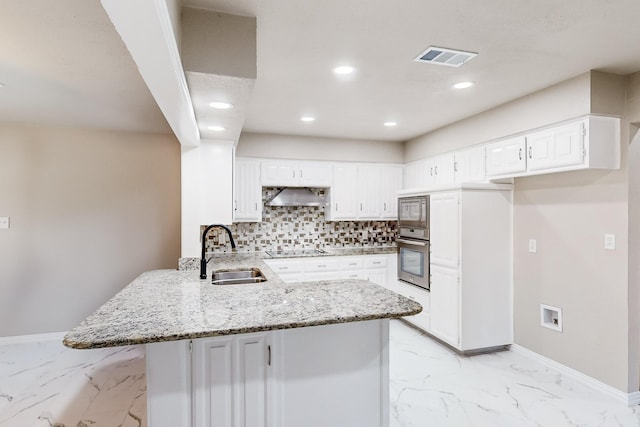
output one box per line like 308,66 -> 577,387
397,238 -> 428,247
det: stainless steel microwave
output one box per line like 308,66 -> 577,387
398,195 -> 429,239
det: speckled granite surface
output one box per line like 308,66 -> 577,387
65,252 -> 420,349
178,245 -> 397,271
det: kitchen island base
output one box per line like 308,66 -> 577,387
147,319 -> 390,427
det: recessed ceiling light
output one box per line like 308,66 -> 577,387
453,81 -> 474,89
333,65 -> 355,75
301,116 -> 315,122
209,101 -> 233,109
207,125 -> 226,131
384,121 -> 397,127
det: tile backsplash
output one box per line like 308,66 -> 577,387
202,188 -> 397,254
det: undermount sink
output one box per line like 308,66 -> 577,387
211,268 -> 267,285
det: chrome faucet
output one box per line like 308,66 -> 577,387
200,224 -> 237,279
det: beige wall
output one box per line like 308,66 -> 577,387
405,70 -> 633,392
0,123 -> 181,336
404,71 -> 626,163
237,132 -> 404,163
626,71 -> 640,391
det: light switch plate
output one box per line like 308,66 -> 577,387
0,217 -> 9,229
528,239 -> 537,253
605,234 -> 615,250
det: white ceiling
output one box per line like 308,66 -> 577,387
2,0 -> 640,142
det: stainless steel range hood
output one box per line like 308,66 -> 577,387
265,188 -> 326,207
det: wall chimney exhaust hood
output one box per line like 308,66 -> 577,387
265,188 -> 326,207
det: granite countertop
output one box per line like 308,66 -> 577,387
64,252 -> 421,349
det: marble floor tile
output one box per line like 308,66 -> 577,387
0,338 -> 145,427
1,321 -> 639,426
389,320 -> 640,427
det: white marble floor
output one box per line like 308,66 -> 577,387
1,321 -> 639,426
390,321 -> 640,427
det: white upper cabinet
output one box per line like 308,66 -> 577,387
327,164 -> 359,220
485,136 -> 527,177
454,146 -> 486,183
234,158 -> 262,222
261,160 -> 332,187
526,120 -> 584,171
486,115 -> 620,179
381,165 -> 403,218
404,159 -> 428,189
357,165 -> 382,219
431,153 -> 455,186
328,163 -> 403,221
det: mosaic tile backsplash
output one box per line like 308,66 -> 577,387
202,188 -> 398,254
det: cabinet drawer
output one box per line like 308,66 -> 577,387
303,257 -> 341,272
264,259 -> 303,274
339,256 -> 364,270
364,256 -> 387,269
340,270 -> 365,280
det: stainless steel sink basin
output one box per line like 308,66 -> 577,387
211,268 -> 267,285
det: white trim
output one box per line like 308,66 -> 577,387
511,344 -> 640,407
0,331 -> 66,346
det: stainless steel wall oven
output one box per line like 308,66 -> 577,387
397,195 -> 430,290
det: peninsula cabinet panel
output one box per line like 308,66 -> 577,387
192,334 -> 271,427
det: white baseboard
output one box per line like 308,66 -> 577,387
0,331 -> 67,346
511,343 -> 640,407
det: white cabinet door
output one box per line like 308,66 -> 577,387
193,333 -> 270,427
527,121 -> 584,171
357,165 -> 382,219
381,165 -> 403,218
234,159 -> 262,222
298,162 -> 332,187
328,164 -> 359,220
260,162 -> 297,186
429,192 -> 460,268
486,136 -> 527,176
404,159 -> 428,189
390,279 -> 431,331
430,265 -> 460,347
365,270 -> 387,287
454,146 -> 486,183
432,153 -> 455,185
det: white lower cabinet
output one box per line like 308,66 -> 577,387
429,266 -> 460,346
193,333 -> 271,427
264,254 -> 395,286
147,320 -> 390,427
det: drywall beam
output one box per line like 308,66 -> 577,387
101,0 -> 200,146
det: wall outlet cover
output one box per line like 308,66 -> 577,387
604,234 -> 615,250
528,239 -> 537,253
0,217 -> 9,229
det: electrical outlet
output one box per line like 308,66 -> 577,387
0,217 -> 9,229
528,239 -> 537,253
605,234 -> 616,250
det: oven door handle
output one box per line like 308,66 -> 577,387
397,238 -> 428,247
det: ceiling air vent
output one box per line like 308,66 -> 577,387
414,46 -> 477,67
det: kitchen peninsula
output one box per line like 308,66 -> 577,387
64,251 -> 421,427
